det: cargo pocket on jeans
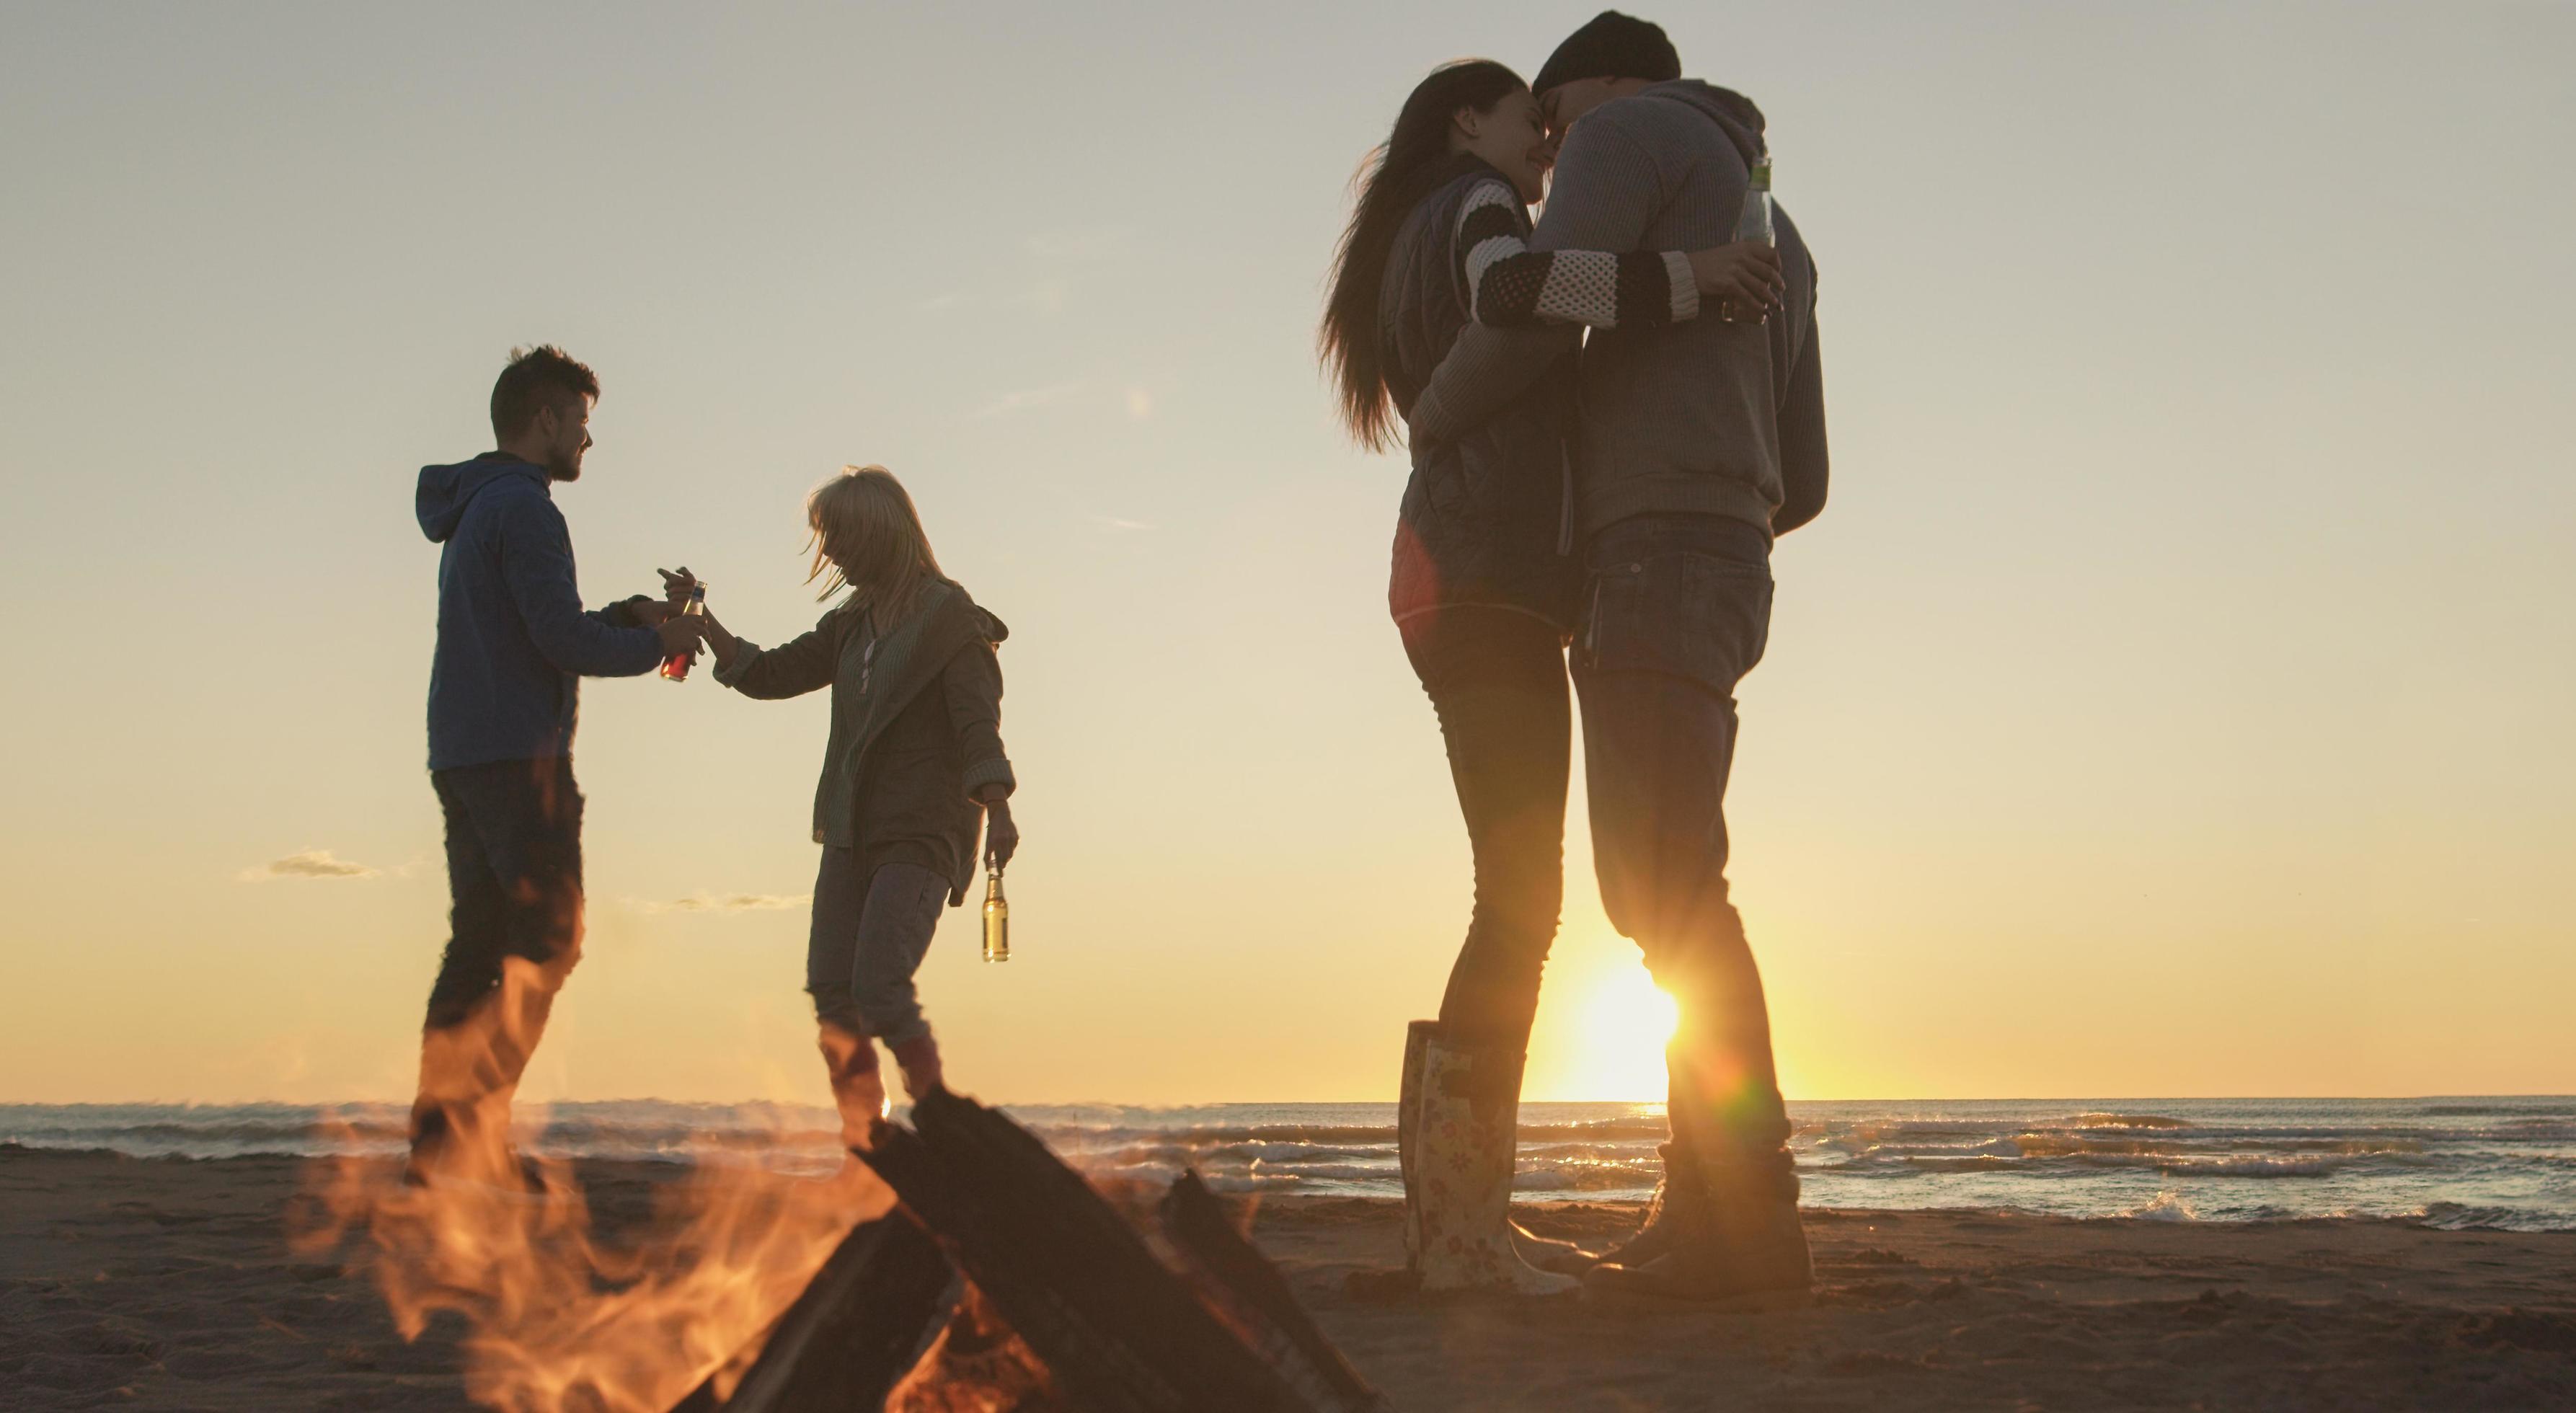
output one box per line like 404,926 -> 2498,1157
1579,552 -> 1774,694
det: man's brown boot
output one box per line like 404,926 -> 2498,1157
1583,1148 -> 1810,1309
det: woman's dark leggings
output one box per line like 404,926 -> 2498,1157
1401,606 -> 1570,1054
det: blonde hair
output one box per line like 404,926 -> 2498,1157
805,465 -> 944,620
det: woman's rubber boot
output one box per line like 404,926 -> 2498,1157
1583,1145 -> 1811,1309
1397,1022 -> 1431,1273
1405,1023 -> 1578,1295
1402,1023 -> 1593,1276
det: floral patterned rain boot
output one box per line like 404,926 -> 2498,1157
1406,1023 -> 1579,1295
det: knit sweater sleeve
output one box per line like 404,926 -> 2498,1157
1454,178 -> 1698,328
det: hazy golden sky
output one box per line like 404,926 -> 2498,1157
3,1 -> 2570,1106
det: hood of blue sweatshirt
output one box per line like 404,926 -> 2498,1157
417,454 -> 549,544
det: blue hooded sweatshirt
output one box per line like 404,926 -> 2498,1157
417,453 -> 663,771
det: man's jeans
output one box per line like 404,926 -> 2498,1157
415,755 -> 585,1156
427,756 -> 585,1030
807,851 -> 950,1048
1573,513 -> 1791,1162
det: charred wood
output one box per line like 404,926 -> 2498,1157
860,1091 -> 1314,1412
665,1214 -> 950,1413
1159,1173 -> 1384,1412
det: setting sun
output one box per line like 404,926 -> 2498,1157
1538,960 -> 1679,1102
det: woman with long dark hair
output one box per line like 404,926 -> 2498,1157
1319,60 -> 1779,1295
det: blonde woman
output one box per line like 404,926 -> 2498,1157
669,466 -> 1016,1147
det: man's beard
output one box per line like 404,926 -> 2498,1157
546,451 -> 583,482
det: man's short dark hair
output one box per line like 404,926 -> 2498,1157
490,345 -> 599,440
1532,11 -> 1681,98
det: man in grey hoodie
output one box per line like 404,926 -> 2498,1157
407,345 -> 701,1182
1407,12 -> 1828,1306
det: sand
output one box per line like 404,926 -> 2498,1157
4,1146 -> 2571,1411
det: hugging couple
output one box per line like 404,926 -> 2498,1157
1320,11 -> 1829,1306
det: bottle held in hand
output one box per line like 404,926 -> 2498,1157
660,583 -> 707,681
1723,156 -> 1776,322
981,867 -> 1010,964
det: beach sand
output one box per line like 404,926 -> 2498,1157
5,1146 -> 2572,1410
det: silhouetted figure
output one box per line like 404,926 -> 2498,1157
1409,11 -> 1831,1308
1322,56 -> 1772,1294
408,345 -> 701,1184
673,466 -> 1017,1151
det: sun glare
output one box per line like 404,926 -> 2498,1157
1595,964 -> 1681,1050
1538,961 -> 1680,1102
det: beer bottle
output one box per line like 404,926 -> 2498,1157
1732,156 -> 1776,246
981,867 -> 1010,963
660,583 -> 707,681
1723,156 -> 1776,323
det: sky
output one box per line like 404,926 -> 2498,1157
1,1 -> 2570,1108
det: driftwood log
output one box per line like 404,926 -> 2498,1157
667,1214 -> 950,1413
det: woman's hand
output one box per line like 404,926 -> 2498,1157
694,608 -> 746,670
981,794 -> 1019,871
658,566 -> 700,607
1685,242 -> 1784,322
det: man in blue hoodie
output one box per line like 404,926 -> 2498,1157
1409,12 -> 1828,1307
408,345 -> 701,1179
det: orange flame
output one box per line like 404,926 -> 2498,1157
293,999 -> 894,1413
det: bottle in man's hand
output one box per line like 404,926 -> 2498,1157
660,583 -> 707,681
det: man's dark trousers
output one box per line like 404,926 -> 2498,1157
428,755 -> 585,1025
1573,513 -> 1790,1166
413,755 -> 585,1150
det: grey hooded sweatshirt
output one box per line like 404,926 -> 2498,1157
1408,81 -> 1828,541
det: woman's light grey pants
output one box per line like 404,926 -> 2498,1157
807,849 -> 948,1047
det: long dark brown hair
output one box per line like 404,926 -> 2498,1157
1319,59 -> 1528,451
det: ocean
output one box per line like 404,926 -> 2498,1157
5,1097 -> 2570,1231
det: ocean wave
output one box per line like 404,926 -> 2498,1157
0,1117 -> 405,1148
2151,1156 -> 2349,1177
2125,1192 -> 2199,1221
1511,1161 -> 1661,1192
2413,1202 -> 2576,1233
2484,1119 -> 2576,1140
1050,1140 -> 1390,1170
1824,1120 -> 2017,1148
2068,1113 -> 2192,1130
2011,1134 -> 2425,1160
1876,1151 -> 2385,1179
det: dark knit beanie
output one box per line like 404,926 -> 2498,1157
1531,12 -> 1681,97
